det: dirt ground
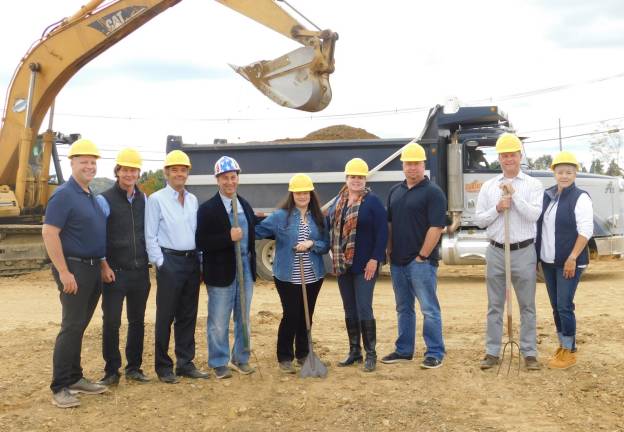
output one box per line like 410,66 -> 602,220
0,260 -> 622,432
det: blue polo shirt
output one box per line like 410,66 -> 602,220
44,176 -> 107,258
387,177 -> 447,265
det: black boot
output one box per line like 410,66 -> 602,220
361,319 -> 377,372
337,318 -> 363,367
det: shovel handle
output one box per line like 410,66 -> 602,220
232,194 -> 250,352
503,190 -> 514,341
298,255 -> 313,332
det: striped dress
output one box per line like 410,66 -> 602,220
291,218 -> 318,284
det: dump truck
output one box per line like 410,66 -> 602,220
0,0 -> 337,275
168,104 -> 624,279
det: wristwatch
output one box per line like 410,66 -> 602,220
417,253 -> 429,261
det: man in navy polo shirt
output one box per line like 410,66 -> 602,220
42,139 -> 108,408
381,142 -> 447,369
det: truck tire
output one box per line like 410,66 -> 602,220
255,239 -> 275,281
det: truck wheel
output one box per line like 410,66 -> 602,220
255,239 -> 275,281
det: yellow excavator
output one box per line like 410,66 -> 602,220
0,0 -> 337,275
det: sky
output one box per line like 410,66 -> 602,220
1,0 -> 624,178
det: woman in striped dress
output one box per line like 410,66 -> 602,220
255,174 -> 330,373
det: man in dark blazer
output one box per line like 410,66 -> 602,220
196,156 -> 258,379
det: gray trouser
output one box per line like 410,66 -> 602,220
485,244 -> 537,357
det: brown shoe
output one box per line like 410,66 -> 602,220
479,354 -> 500,370
548,349 -> 576,369
524,356 -> 541,370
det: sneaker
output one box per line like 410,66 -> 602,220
158,373 -> 179,384
214,366 -> 232,380
420,356 -> 443,369
380,352 -> 413,364
479,354 -> 500,370
230,362 -> 255,375
295,357 -> 306,367
52,388 -> 80,409
548,349 -> 576,370
524,356 -> 541,371
97,373 -> 120,386
177,368 -> 209,379
126,370 -> 151,383
68,378 -> 107,395
278,361 -> 296,374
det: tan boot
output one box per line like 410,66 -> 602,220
548,349 -> 576,369
548,347 -> 563,361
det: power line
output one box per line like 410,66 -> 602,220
4,71 -> 624,123
523,128 -> 620,144
518,115 -> 624,134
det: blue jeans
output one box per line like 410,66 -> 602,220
337,270 -> 376,321
206,255 -> 254,368
542,262 -> 583,350
390,260 -> 445,360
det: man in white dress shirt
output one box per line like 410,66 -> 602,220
145,150 -> 208,383
475,133 -> 544,371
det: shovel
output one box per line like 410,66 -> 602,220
231,194 -> 250,353
297,253 -> 328,378
497,191 -> 521,375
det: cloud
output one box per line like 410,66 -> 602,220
71,60 -> 232,85
536,0 -> 624,48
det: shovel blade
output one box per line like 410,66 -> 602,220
231,46 -> 332,112
299,352 -> 328,378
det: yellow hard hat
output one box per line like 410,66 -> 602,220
288,173 -> 314,192
116,148 -> 142,169
495,133 -> 522,154
345,158 -> 369,176
164,150 -> 191,168
551,151 -> 580,170
400,142 -> 426,162
68,139 -> 100,158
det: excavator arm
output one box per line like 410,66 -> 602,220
0,0 -> 337,275
0,0 -> 337,210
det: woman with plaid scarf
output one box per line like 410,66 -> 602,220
327,158 -> 388,372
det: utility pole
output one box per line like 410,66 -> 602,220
558,118 -> 562,151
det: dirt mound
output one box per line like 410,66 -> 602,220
275,125 -> 379,142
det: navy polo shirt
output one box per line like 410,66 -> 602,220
44,176 -> 106,258
387,177 -> 447,265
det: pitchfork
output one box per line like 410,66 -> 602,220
498,189 -> 521,375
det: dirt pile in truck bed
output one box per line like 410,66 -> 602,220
275,125 -> 379,142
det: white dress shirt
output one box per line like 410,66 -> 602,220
475,171 -> 544,243
145,183 -> 198,267
540,193 -> 593,264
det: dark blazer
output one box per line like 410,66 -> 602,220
196,192 -> 257,287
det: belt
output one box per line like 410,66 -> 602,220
161,247 -> 197,258
66,256 -> 100,266
489,238 -> 534,251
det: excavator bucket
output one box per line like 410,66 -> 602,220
230,46 -> 332,112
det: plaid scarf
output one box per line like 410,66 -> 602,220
330,186 -> 369,275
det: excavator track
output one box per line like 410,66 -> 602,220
0,225 -> 50,276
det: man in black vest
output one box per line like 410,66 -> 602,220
96,148 -> 151,385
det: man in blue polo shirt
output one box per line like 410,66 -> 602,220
42,139 -> 108,408
381,142 -> 447,369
